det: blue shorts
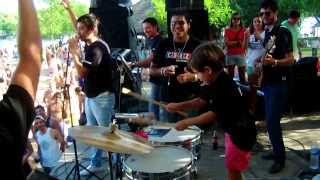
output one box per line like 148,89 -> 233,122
226,55 -> 246,67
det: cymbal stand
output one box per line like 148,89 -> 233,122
106,122 -> 123,180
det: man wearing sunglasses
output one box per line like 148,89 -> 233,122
259,0 -> 294,174
150,11 -> 201,122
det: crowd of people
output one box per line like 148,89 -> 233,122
0,0 -> 302,179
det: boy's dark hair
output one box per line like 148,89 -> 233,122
289,10 -> 300,19
77,14 -> 99,30
260,0 -> 278,12
171,10 -> 191,23
190,42 -> 225,72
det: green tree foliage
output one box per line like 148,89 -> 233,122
149,0 -> 167,33
204,0 -> 233,28
0,14 -> 17,37
38,0 -> 88,38
230,0 -> 259,27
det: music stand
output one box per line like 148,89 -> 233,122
62,52 -> 103,180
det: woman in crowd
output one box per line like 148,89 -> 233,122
224,12 -> 247,83
246,16 -> 265,113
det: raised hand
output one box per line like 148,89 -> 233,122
68,36 -> 80,55
61,0 -> 70,9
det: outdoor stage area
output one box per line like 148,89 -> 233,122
47,113 -> 320,180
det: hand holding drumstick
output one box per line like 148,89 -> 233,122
121,88 -> 188,118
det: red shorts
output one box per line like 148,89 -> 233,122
225,133 -> 251,171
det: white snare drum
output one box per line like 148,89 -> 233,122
144,124 -> 202,160
123,146 -> 193,180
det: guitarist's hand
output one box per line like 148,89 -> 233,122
263,54 -> 276,66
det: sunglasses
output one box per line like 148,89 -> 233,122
260,11 -> 272,17
171,20 -> 186,26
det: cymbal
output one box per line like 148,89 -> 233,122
69,125 -> 154,154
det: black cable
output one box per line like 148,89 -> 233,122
258,133 -> 308,160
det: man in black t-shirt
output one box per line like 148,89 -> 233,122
69,14 -> 116,175
0,0 -> 42,179
131,17 -> 163,120
150,11 -> 201,122
259,0 -> 294,174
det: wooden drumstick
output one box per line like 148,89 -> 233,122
121,88 -> 188,118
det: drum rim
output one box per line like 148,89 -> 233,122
123,146 -> 193,175
146,125 -> 202,144
148,133 -> 201,145
124,164 -> 193,179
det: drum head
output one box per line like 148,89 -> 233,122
124,146 -> 192,173
145,125 -> 200,143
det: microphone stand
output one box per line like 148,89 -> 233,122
63,50 -> 102,180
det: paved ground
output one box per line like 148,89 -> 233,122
44,113 -> 320,180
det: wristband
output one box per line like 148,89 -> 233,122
274,59 -> 278,66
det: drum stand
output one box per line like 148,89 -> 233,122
106,151 -> 123,180
62,52 -> 103,180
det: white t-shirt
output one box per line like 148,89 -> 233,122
36,128 -> 62,167
246,31 -> 266,67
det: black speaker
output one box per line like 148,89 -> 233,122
90,0 -> 132,8
165,0 -> 204,10
90,3 -> 137,49
290,57 -> 320,113
167,9 -> 209,40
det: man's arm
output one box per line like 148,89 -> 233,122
61,0 -> 77,31
11,0 -> 42,100
166,97 -> 206,112
52,129 -> 66,152
224,30 -> 239,48
132,54 -> 153,68
149,62 -> 163,76
176,111 -> 216,131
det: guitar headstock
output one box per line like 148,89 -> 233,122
266,35 -> 276,53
